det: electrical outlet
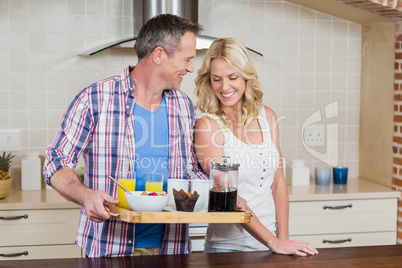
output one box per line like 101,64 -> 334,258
303,125 -> 325,147
0,129 -> 21,151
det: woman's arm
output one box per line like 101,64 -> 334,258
264,106 -> 289,240
262,106 -> 318,255
237,196 -> 318,256
194,116 -> 225,174
271,157 -> 290,240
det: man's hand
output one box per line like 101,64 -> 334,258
49,167 -> 120,223
81,189 -> 120,222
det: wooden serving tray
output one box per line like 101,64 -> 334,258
106,205 -> 252,224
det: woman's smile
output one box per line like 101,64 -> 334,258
220,91 -> 236,98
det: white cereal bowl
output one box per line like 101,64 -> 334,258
124,191 -> 170,212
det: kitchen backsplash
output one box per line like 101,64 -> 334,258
0,0 -> 360,183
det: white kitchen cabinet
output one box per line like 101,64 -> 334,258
0,245 -> 81,260
189,223 -> 208,252
290,232 -> 396,248
0,190 -> 82,260
288,178 -> 400,248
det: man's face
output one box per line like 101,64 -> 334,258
161,31 -> 197,90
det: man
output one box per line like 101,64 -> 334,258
43,14 -> 208,257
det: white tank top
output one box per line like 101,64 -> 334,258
199,106 -> 280,251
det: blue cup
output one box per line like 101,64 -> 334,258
315,167 -> 331,185
333,167 -> 348,184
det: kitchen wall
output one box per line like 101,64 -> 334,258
0,0 -> 361,186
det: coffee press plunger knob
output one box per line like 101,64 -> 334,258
221,155 -> 230,166
220,156 -> 230,189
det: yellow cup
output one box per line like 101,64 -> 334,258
145,172 -> 164,193
117,179 -> 136,209
146,181 -> 163,192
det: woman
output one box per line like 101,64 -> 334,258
194,38 -> 318,256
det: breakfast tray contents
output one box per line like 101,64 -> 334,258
106,204 -> 252,224
173,188 -> 199,212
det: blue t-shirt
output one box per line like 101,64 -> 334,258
133,96 -> 169,248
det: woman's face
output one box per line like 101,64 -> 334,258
210,58 -> 246,109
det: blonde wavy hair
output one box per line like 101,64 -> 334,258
195,38 -> 263,127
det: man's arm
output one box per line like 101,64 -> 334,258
44,87 -> 119,223
50,167 -> 119,223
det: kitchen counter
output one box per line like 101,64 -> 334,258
1,178 -> 400,258
288,177 -> 401,201
1,178 -> 399,210
0,189 -> 80,210
0,245 -> 401,267
0,189 -> 82,260
287,178 -> 400,248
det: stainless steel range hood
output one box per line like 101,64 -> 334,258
79,0 -> 262,57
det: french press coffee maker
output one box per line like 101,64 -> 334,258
208,156 -> 240,212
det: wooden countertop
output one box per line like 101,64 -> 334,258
288,177 -> 401,201
0,245 -> 401,267
0,189 -> 80,210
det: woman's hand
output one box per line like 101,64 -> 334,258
236,195 -> 249,211
236,194 -> 318,257
269,239 -> 319,257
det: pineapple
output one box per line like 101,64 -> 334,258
0,152 -> 14,181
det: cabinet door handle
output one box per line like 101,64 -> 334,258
0,214 -> 28,220
323,204 -> 352,210
0,251 -> 28,257
323,238 -> 352,244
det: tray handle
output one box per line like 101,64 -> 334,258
108,211 -> 120,217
